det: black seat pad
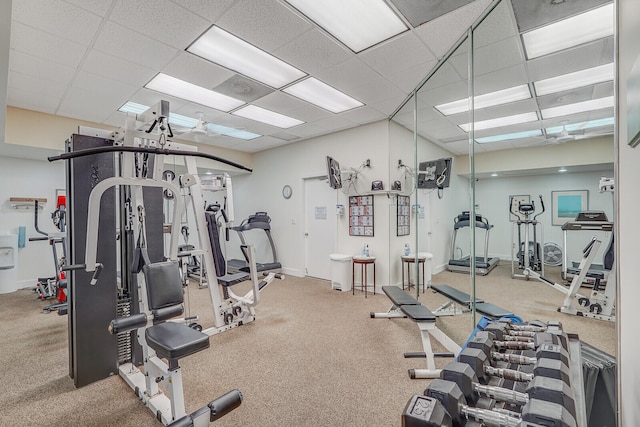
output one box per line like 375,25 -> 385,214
382,286 -> 420,306
474,303 -> 513,319
400,304 -> 436,322
239,262 -> 282,273
430,284 -> 484,305
217,272 -> 250,287
146,322 -> 209,360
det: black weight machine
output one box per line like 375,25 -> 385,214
511,195 -> 545,279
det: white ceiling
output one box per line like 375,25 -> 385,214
6,0 -> 494,153
391,0 -> 615,155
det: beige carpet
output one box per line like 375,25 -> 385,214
0,262 -> 615,426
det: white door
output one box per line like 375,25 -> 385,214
304,177 -> 337,279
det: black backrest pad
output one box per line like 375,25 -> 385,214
206,212 -> 227,277
143,261 -> 184,310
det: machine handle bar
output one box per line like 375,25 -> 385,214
29,237 -> 49,242
47,145 -> 253,172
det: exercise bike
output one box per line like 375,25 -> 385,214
511,195 -> 544,279
29,197 -> 68,313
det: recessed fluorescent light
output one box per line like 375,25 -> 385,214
187,26 -> 306,89
283,77 -> 363,113
475,129 -> 542,143
435,85 -> 531,116
119,101 -> 200,128
491,173 -> 498,177
558,167 -> 568,172
546,117 -> 614,134
459,112 -> 538,132
232,105 -> 304,129
284,0 -> 407,52
534,63 -> 614,96
207,123 -> 261,140
145,73 -> 245,112
522,3 -> 614,59
541,96 -> 614,119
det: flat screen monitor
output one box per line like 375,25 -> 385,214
326,156 -> 342,189
418,157 -> 453,189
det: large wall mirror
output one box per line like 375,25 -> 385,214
390,0 -> 616,420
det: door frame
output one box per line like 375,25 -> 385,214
302,174 -> 337,279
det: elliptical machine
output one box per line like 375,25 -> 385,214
511,195 -> 545,279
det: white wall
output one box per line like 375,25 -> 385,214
0,156 -> 66,288
474,170 -> 615,263
232,120 -> 392,284
617,0 -> 640,423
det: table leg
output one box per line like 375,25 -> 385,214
352,262 -> 355,296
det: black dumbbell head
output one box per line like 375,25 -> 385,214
467,335 -> 492,361
525,376 -> 576,419
402,394 -> 452,427
458,347 -> 489,384
484,322 -> 507,340
425,379 -> 466,427
521,398 -> 577,427
532,358 -> 571,386
533,332 -> 559,348
535,343 -> 570,368
439,362 -> 480,405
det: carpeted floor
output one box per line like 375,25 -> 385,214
0,262 -> 615,426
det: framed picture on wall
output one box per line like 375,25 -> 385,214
397,195 -> 410,236
551,190 -> 588,226
349,195 -> 374,236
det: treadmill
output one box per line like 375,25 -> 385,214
447,211 -> 499,275
227,212 -> 282,274
562,211 -> 614,284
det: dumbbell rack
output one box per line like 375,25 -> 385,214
403,321 -> 588,427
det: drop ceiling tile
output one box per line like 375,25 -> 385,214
7,88 -> 60,114
526,39 -> 611,82
170,0 -> 238,22
82,50 -> 156,87
109,0 -> 210,49
274,29 -> 352,75
391,0 -> 475,28
388,59 -> 438,93
314,57 -> 381,94
309,116 -> 357,133
285,122 -> 330,139
270,131 -> 299,141
73,70 -> 139,100
414,0 -> 491,59
371,94 -> 408,116
511,0 -> 610,33
93,22 -> 179,70
450,36 -> 523,77
64,0 -> 114,16
12,0 -> 102,45
58,86 -> 128,123
472,98 -> 538,121
216,0 -> 313,51
9,50 -> 76,87
348,76 -> 404,105
417,62 -> 465,92
438,140 -> 468,155
359,32 -> 436,75
340,107 -> 387,125
470,0 -> 518,46
162,52 -> 236,89
8,71 -> 68,99
473,64 -> 529,94
103,111 -> 128,128
10,22 -> 88,67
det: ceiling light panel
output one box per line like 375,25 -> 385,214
435,85 -> 531,116
232,105 -> 304,129
284,0 -> 407,53
534,63 -> 614,96
145,73 -> 245,112
541,96 -> 614,119
283,77 -> 363,113
207,123 -> 261,140
459,112 -> 538,132
187,26 -> 306,88
119,101 -> 200,128
522,3 -> 614,59
475,129 -> 542,143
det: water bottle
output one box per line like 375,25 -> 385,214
365,244 -> 370,257
361,243 -> 366,256
404,243 -> 410,256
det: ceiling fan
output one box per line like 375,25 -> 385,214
173,112 -> 214,141
544,121 -> 613,144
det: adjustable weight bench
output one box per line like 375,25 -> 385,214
430,284 -> 513,319
371,286 -> 462,379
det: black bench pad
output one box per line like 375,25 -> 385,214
400,304 -> 436,322
240,262 -> 282,273
475,303 -> 513,319
217,272 -> 249,287
382,286 -> 420,306
430,284 -> 484,305
146,322 -> 210,360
